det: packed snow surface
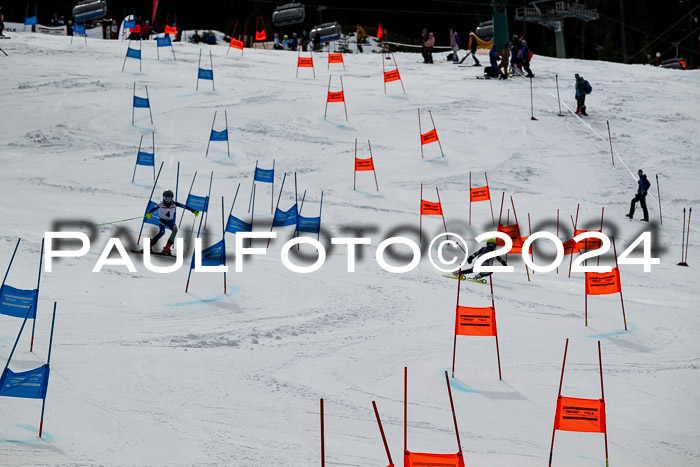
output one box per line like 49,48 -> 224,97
0,32 -> 699,466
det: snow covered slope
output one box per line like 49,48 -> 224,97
0,32 -> 699,466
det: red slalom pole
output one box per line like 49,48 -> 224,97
452,268 -> 462,378
372,401 -> 394,467
549,338 -> 569,467
444,370 -> 463,453
599,341 -> 609,467
403,366 -> 408,453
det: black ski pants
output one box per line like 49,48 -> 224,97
629,193 -> 649,220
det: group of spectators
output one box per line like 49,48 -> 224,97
418,28 -> 535,80
485,35 -> 534,79
273,30 -> 315,51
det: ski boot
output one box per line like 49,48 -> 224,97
580,105 -> 588,116
161,241 -> 174,256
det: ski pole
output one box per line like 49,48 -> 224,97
555,74 -> 564,116
607,121 -> 615,166
683,208 -> 692,265
530,76 -> 538,121
96,216 -> 143,227
656,174 -> 662,225
679,208 -> 686,264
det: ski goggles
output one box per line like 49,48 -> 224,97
163,196 -> 173,202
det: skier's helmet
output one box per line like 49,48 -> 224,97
486,238 -> 497,248
163,190 -> 174,203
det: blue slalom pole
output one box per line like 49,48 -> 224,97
248,160 -> 258,212
224,110 -> 229,157
268,173 -> 287,247
132,134 -> 144,182
201,171 -> 214,234
221,196 -> 226,293
318,191 -> 324,242
38,301 -> 57,438
250,185 -> 256,246
30,238 -> 44,352
137,161 -> 164,245
205,111 -> 217,157
3,306 -> 31,371
179,171 -> 197,228
1,238 -> 21,287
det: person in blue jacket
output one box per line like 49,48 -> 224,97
626,170 -> 651,221
575,73 -> 589,115
145,190 -> 199,254
484,45 -> 500,78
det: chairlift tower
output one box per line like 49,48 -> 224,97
515,1 -> 599,58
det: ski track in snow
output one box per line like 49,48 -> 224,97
0,32 -> 699,466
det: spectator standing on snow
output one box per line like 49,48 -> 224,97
574,73 -> 592,115
0,12 -> 5,37
510,35 -> 521,74
420,28 -> 428,62
521,40 -> 534,77
449,29 -> 459,63
626,170 -> 651,222
291,32 -> 298,51
498,42 -> 510,79
110,20 -> 118,39
423,32 -> 435,64
301,30 -> 309,51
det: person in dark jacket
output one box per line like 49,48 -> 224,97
484,45 -> 500,78
510,35 -> 521,73
626,170 -> 651,221
521,40 -> 534,77
574,73 -> 589,115
465,32 -> 480,65
420,28 -> 428,62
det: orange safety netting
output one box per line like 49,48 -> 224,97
229,38 -> 244,49
164,25 -> 177,35
470,186 -> 490,202
455,306 -> 497,336
510,237 -> 531,255
404,451 -> 465,467
573,229 -> 602,253
585,268 -> 621,296
328,53 -> 344,64
420,200 -> 443,215
497,223 -> 524,247
298,57 -> 314,67
327,91 -> 345,103
355,158 -> 374,171
255,30 -> 267,41
421,129 -> 439,145
554,396 -> 606,433
384,69 -> 401,82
